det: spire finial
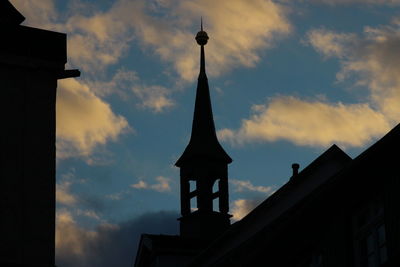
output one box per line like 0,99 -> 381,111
195,18 -> 208,46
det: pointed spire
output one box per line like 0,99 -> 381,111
175,21 -> 232,167
195,18 -> 208,76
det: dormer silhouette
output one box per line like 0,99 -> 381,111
175,22 -> 232,241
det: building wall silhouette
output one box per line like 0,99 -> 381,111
0,2 -> 78,266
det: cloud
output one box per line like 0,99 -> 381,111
306,29 -> 355,58
309,0 -> 400,5
88,69 -> 175,113
106,190 -> 131,201
131,176 -> 172,192
219,96 -> 390,147
229,179 -> 274,221
56,170 -> 85,206
10,1 -> 174,160
107,175 -> 175,201
231,198 -> 265,221
57,180 -> 78,206
221,19 -> 400,148
132,84 -> 175,113
12,0 -> 134,73
230,179 -> 273,194
11,0 -> 291,159
10,0 -> 57,28
64,11 -> 134,73
76,209 -> 102,220
129,0 -> 292,81
56,210 -> 98,258
56,78 -> 130,160
10,1 -> 133,161
131,181 -> 148,190
14,0 -> 291,81
56,210 -> 179,267
337,25 -> 400,122
151,176 -> 172,192
308,21 -> 400,122
13,0 -> 133,74
87,69 -> 139,97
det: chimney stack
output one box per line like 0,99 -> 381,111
292,163 -> 300,177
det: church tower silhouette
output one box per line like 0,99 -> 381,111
176,22 -> 232,241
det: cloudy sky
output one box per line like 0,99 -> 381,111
10,0 -> 400,266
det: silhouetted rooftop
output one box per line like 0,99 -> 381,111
189,123 -> 400,266
189,144 -> 353,265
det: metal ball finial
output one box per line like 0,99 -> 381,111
195,18 -> 209,46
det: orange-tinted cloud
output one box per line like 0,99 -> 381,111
56,210 -> 179,267
230,179 -> 273,194
220,19 -> 400,148
310,0 -> 400,5
57,180 -> 78,206
310,21 -> 400,122
131,176 -> 172,192
56,79 -> 130,160
13,0 -> 291,80
130,0 -> 291,81
219,96 -> 390,147
11,0 -> 292,159
231,198 -> 264,221
11,0 -> 57,28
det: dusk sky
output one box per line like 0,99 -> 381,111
10,0 -> 400,266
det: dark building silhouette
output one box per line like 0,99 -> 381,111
135,25 -> 400,267
0,2 -> 78,266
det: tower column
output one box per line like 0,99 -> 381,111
219,176 -> 229,214
180,176 -> 190,216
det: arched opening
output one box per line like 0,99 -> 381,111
212,179 -> 219,212
189,180 -> 197,212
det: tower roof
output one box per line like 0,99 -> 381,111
176,24 -> 232,167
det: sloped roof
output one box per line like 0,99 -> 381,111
190,123 -> 400,266
349,123 -> 400,168
189,144 -> 352,266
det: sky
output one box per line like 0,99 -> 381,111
9,0 -> 400,266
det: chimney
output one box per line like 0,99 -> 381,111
292,163 -> 300,177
